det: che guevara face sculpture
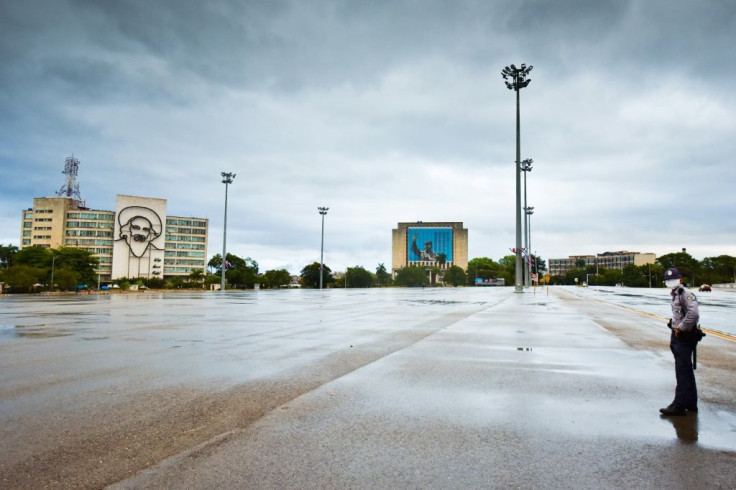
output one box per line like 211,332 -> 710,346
117,206 -> 163,258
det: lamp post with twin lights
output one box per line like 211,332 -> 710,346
318,207 -> 328,289
221,172 -> 235,292
502,63 -> 533,293
521,158 -> 533,287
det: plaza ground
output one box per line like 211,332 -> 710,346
1,287 -> 735,488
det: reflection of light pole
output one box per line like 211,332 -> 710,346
525,206 -> 534,285
502,63 -> 533,293
318,207 -> 328,289
221,172 -> 236,292
521,158 -> 533,287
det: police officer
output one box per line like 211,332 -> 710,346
660,267 -> 700,416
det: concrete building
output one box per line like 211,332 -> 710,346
21,197 -> 116,279
548,251 -> 656,276
21,195 -> 208,282
392,221 -> 468,275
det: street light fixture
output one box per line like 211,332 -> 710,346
221,172 -> 236,292
318,207 -> 329,289
521,158 -> 533,287
502,63 -> 533,293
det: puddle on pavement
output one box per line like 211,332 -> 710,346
0,323 -> 88,339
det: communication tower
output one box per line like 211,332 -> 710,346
56,155 -> 84,205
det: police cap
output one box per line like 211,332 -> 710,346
663,267 -> 683,280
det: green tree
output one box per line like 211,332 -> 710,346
467,257 -> 507,285
443,265 -> 466,287
621,264 -> 648,288
54,247 -> 99,287
208,254 -> 223,274
262,269 -> 291,289
498,255 -> 517,284
145,277 -> 167,289
53,266 -> 79,291
0,243 -> 18,269
346,266 -> 374,288
300,262 -> 334,288
598,268 -> 623,286
208,253 -> 259,289
2,264 -> 45,292
394,266 -> 428,287
657,251 -> 699,285
188,269 -> 205,282
14,245 -> 53,268
226,255 -> 259,289
699,255 -> 736,285
375,263 -> 392,286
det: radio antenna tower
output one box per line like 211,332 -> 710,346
57,155 -> 84,203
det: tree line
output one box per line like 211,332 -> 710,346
549,251 -> 736,288
2,244 -> 733,292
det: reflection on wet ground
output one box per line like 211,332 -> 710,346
663,414 -> 699,444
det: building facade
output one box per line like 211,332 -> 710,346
21,195 -> 208,281
548,251 -> 656,276
392,221 -> 468,275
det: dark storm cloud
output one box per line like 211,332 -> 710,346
1,0 -> 735,269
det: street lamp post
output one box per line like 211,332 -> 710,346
221,172 -> 236,292
502,63 -> 533,293
50,256 -> 56,291
525,206 -> 534,286
318,207 -> 328,289
521,158 -> 533,287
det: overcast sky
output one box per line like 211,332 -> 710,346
1,0 -> 734,274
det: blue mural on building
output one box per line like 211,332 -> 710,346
408,228 -> 453,262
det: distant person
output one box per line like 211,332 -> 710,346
411,234 -> 438,261
660,267 -> 700,416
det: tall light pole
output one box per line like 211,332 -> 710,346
525,206 -> 534,284
50,255 -> 56,291
502,63 -> 533,293
521,158 -> 533,287
318,207 -> 328,289
221,172 -> 235,292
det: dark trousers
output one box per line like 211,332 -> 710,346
670,332 -> 698,408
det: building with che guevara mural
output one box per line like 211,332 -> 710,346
20,194 -> 208,282
391,221 -> 468,277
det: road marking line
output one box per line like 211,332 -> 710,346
587,296 -> 736,343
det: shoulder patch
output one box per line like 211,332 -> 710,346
686,295 -> 695,300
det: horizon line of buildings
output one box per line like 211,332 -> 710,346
20,192 -> 658,283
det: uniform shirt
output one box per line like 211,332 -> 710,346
670,285 -> 700,332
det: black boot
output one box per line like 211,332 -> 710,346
660,403 -> 686,416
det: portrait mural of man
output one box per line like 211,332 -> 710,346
408,227 -> 453,263
112,199 -> 167,279
117,206 -> 163,257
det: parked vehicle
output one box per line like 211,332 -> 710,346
699,284 -> 712,292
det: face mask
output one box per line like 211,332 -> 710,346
665,278 -> 680,288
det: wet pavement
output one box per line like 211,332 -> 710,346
1,287 -> 735,489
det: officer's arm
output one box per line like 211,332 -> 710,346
680,294 -> 700,330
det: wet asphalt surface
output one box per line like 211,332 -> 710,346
1,287 -> 735,489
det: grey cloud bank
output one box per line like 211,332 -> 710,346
1,0 -> 734,273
